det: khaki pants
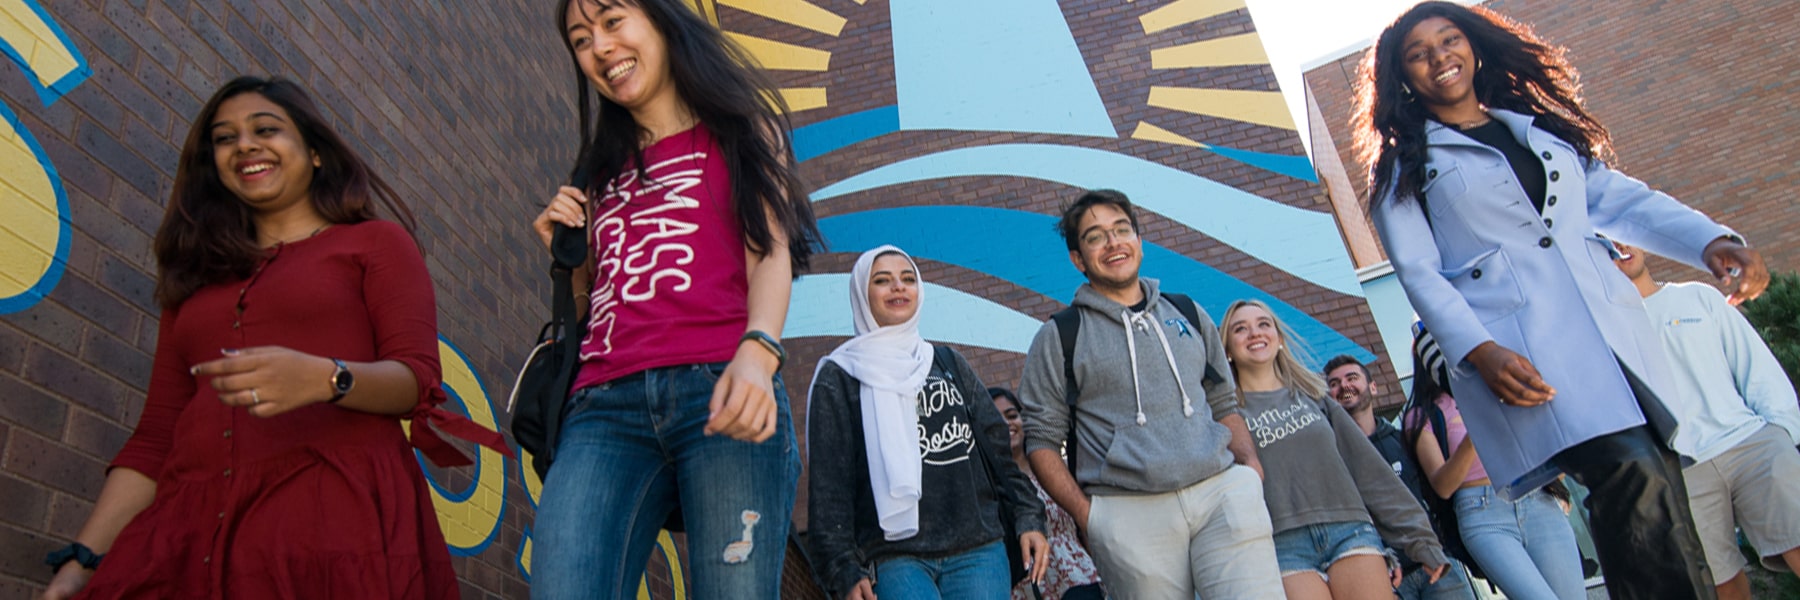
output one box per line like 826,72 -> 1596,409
1087,465 -> 1284,599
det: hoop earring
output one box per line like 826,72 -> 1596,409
1475,57 -> 1483,73
1400,82 -> 1416,102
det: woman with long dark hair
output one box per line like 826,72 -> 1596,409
40,76 -> 503,599
1354,2 -> 1769,597
805,246 -> 1047,600
527,0 -> 824,597
1404,325 -> 1584,599
1221,300 -> 1448,600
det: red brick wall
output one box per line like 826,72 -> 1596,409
1307,0 -> 1800,282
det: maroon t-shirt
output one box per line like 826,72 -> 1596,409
573,125 -> 749,389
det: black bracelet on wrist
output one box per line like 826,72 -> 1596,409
740,330 -> 786,371
45,542 -> 102,571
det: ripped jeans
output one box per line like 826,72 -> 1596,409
530,363 -> 801,599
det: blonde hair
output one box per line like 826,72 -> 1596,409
1221,299 -> 1329,402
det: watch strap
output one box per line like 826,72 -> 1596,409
739,330 -> 786,371
44,542 -> 102,571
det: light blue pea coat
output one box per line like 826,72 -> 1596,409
1371,109 -> 1736,500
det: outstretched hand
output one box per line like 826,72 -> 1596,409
1701,237 -> 1769,305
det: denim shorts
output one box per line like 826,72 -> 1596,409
1271,520 -> 1387,577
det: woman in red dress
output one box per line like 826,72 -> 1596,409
41,76 -> 504,599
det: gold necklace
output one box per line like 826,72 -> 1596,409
1453,113 -> 1493,130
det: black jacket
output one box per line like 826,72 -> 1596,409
805,347 -> 1045,598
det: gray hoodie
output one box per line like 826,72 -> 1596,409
1018,277 -> 1240,495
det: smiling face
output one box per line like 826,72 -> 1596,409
867,253 -> 919,328
1401,16 -> 1479,110
1326,363 -> 1376,413
1224,303 -> 1282,368
565,0 -> 679,119
991,393 -> 1024,454
210,92 -> 319,214
1068,203 -> 1142,292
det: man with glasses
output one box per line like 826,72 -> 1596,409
1015,189 -> 1283,599
1613,242 -> 1800,600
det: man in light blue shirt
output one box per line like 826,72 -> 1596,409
1615,242 -> 1800,600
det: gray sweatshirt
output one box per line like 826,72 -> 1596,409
1242,387 -> 1449,569
1017,278 -> 1240,495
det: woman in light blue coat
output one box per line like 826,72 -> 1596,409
1352,3 -> 1769,598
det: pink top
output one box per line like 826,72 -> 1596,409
1433,394 -> 1489,484
572,125 -> 749,389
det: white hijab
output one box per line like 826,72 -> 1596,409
814,246 -> 933,540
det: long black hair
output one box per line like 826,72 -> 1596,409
555,0 -> 822,272
154,76 -> 415,308
1354,1 -> 1613,208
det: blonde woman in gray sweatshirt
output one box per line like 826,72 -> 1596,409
1222,299 -> 1449,600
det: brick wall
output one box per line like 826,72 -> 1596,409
1307,0 -> 1800,282
1,1 -> 1390,597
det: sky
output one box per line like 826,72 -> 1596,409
1243,0 -> 1474,155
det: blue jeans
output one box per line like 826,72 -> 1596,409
873,540 -> 1010,600
530,363 -> 801,599
1395,556 -> 1477,600
1453,485 -> 1585,600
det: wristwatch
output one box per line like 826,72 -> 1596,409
327,358 -> 354,403
44,542 -> 102,571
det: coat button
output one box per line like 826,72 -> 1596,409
1544,218 -> 1554,228
1539,236 -> 1554,248
1549,171 -> 1561,182
1541,151 -> 1552,160
1547,195 -> 1558,206
1428,168 -> 1438,179
222,429 -> 232,438
1471,269 -> 1483,280
223,468 -> 233,477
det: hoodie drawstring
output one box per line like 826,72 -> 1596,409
1120,305 -> 1198,425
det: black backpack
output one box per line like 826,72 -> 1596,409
1049,292 -> 1225,474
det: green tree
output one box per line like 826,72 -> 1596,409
1740,270 -> 1800,389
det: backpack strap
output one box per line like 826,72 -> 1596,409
1158,292 -> 1224,387
1052,307 -> 1082,408
931,344 -> 955,381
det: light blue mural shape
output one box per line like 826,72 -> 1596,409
798,206 -> 1375,367
787,277 -> 1045,354
890,0 -> 1116,138
811,143 -> 1363,298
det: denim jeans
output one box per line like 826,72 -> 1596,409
1453,485 -> 1585,600
529,363 -> 801,599
1271,520 -> 1387,576
1396,556 -> 1477,600
873,540 -> 1010,600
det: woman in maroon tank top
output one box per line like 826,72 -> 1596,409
528,1 -> 824,598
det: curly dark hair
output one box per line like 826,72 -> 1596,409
1352,1 -> 1612,208
554,0 -> 823,272
153,76 -> 415,309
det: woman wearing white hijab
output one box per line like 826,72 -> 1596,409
807,246 -> 1049,600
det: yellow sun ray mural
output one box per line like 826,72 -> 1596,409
1130,121 -> 1208,147
1149,32 -> 1268,69
1139,0 -> 1249,35
688,0 -> 844,113
1147,87 -> 1296,130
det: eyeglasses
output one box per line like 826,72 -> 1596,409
1081,224 -> 1138,249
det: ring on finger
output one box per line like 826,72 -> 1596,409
251,388 -> 262,405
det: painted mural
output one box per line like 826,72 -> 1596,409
0,0 -> 86,314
